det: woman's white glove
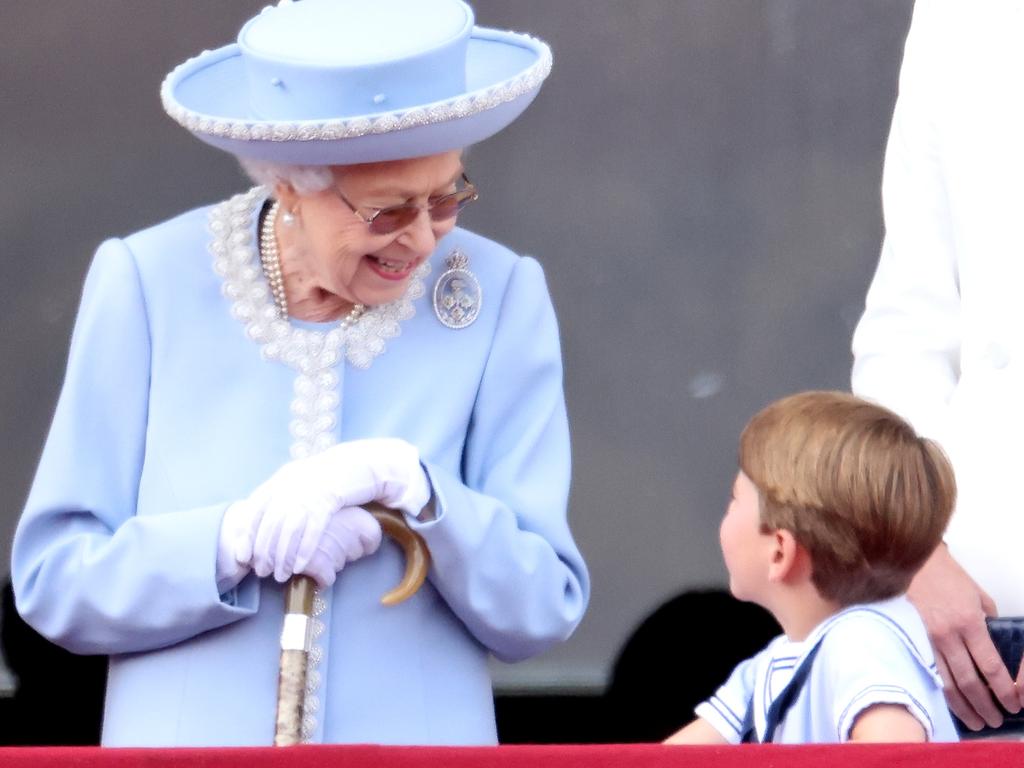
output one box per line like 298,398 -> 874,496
217,496 -> 260,593
217,502 -> 381,589
288,505 -> 382,587
215,438 -> 430,589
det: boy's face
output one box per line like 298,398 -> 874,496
720,471 -> 774,604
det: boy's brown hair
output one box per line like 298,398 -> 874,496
738,391 -> 955,606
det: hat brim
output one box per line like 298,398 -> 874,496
162,28 -> 550,165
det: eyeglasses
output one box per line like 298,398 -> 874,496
334,173 -> 478,236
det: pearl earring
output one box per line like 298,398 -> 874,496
281,208 -> 298,227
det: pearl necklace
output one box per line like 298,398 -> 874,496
259,199 -> 366,327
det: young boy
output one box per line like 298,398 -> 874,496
665,391 -> 958,744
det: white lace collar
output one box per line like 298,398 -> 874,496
207,186 -> 430,372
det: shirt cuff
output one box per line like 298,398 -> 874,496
695,699 -> 745,744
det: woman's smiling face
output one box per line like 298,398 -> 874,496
275,150 -> 464,312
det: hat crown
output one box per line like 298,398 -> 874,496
240,0 -> 474,120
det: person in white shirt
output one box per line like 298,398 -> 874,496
851,0 -> 1024,731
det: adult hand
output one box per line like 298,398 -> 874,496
217,496 -> 260,592
311,437 -> 432,516
222,438 -> 430,584
907,544 -> 1019,730
294,506 -> 382,587
219,501 -> 381,588
1017,652 -> 1024,708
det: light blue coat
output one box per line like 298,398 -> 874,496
11,192 -> 589,746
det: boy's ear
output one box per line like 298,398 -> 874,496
767,529 -> 807,584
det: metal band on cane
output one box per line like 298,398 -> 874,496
274,503 -> 430,745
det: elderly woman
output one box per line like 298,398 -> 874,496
11,0 -> 588,748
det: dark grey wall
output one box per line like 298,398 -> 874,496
0,1 -> 914,691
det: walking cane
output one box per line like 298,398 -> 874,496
274,502 -> 430,745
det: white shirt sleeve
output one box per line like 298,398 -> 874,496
819,616 -> 939,741
694,648 -> 765,744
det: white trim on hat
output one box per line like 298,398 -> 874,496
161,30 -> 551,146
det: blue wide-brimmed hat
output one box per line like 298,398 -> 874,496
161,0 -> 551,165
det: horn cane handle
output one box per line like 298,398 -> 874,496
365,502 -> 431,606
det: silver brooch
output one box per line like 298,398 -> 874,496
433,249 -> 481,329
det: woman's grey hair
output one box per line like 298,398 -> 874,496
237,157 -> 335,196
238,147 -> 469,196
